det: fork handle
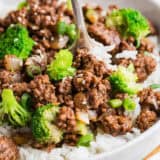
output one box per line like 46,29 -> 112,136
71,0 -> 91,49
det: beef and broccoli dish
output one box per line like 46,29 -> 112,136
0,0 -> 160,160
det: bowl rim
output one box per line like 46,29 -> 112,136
93,121 -> 160,159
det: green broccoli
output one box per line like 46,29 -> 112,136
17,1 -> 28,10
106,8 -> 150,45
47,49 -> 76,81
31,104 -> 63,144
0,24 -> 34,59
0,89 -> 31,126
109,66 -> 141,95
20,93 -> 32,111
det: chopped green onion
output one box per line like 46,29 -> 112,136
77,134 -> 94,147
108,99 -> 123,108
66,24 -> 77,42
150,84 -> 160,89
57,21 -> 77,43
57,21 -> 67,35
123,98 -> 136,111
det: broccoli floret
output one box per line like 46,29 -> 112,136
47,49 -> 76,81
109,66 -> 141,95
0,24 -> 34,59
0,89 -> 31,126
17,1 -> 28,10
20,93 -> 32,111
31,104 -> 63,144
106,8 -> 150,45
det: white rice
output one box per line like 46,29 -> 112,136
115,50 -> 138,60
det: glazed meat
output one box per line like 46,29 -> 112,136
0,136 -> 19,160
136,109 -> 157,131
74,48 -> 111,77
134,54 -> 157,82
56,106 -> 76,133
99,114 -> 132,136
73,70 -> 99,92
88,23 -> 121,46
29,75 -> 57,107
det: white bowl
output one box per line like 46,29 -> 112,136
1,0 -> 160,160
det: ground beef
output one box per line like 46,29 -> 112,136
98,103 -> 116,116
73,70 -> 99,92
74,48 -> 111,77
139,38 -> 155,53
74,92 -> 88,111
0,136 -> 19,160
88,81 -> 110,109
29,75 -> 57,107
136,108 -> 157,131
56,106 -> 76,133
119,40 -> 136,51
155,92 -> 160,108
139,88 -> 160,111
9,82 -> 30,96
57,94 -> 74,108
56,77 -> 73,95
114,58 -> 132,68
63,133 -> 79,146
138,88 -> 156,106
134,54 -> 157,81
99,114 -> 132,136
88,23 -> 121,46
0,70 -> 22,85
